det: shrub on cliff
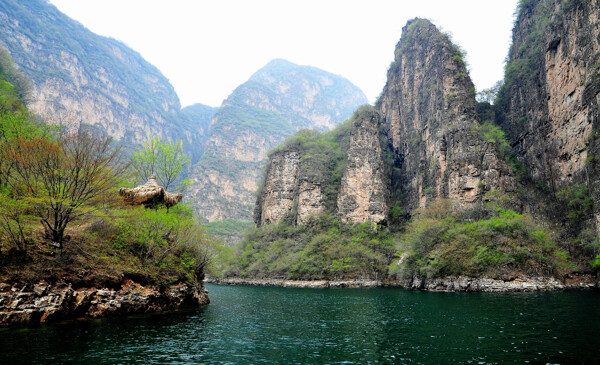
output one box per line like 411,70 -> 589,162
219,213 -> 395,280
86,204 -> 212,285
389,198 -> 574,280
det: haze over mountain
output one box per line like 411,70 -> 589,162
187,59 -> 367,223
0,0 -> 219,164
0,0 -> 367,231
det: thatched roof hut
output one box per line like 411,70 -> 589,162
119,175 -> 182,209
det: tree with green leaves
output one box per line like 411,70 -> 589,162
476,80 -> 502,104
132,135 -> 190,191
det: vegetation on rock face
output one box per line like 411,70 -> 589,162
215,6 -> 600,284
0,0 -> 179,118
219,193 -> 588,282
0,48 -> 31,113
258,105 -> 376,217
389,198 -> 573,281
0,1 -> 215,172
0,64 -> 212,288
218,213 -> 394,280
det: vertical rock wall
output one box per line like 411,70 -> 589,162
497,0 -> 600,191
296,179 -> 325,225
254,151 -> 301,225
337,110 -> 388,224
378,19 -> 515,212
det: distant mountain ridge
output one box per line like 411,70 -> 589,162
187,59 -> 367,223
0,0 -> 368,228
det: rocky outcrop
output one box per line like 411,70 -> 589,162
0,280 -> 209,327
255,151 -> 301,225
188,59 -> 367,223
119,175 -> 183,209
252,19 -> 517,227
254,149 -> 328,226
378,19 -> 515,212
497,0 -> 600,192
337,109 -> 388,224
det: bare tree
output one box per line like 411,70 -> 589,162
2,131 -> 130,253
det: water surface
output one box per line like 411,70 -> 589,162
1,283 -> 598,363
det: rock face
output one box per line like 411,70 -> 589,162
253,19 -> 517,228
378,19 -> 515,212
254,149 -> 328,226
255,151 -> 301,225
497,0 -> 600,191
188,59 -> 367,222
0,0 -> 214,161
496,0 -> 600,227
296,180 -> 326,225
0,280 -> 209,327
337,110 -> 388,224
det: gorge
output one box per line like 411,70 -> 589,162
220,0 -> 600,290
1,0 -> 599,339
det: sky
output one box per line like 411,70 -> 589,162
49,0 -> 520,108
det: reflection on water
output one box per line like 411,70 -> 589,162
1,283 -> 598,364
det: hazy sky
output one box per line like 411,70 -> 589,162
50,0 -> 519,108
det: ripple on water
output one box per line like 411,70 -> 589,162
0,285 -> 598,364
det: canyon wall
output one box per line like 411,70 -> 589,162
0,0 -> 214,162
497,0 -> 600,192
378,19 -> 515,212
254,19 -> 517,227
188,59 -> 367,222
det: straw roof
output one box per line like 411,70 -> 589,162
119,175 -> 182,209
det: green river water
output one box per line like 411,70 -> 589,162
1,283 -> 599,364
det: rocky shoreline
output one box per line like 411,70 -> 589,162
208,275 -> 598,292
0,279 -> 209,327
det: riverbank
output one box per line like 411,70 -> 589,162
0,279 -> 209,327
208,274 -> 598,292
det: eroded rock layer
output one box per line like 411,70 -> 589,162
377,19 -> 515,212
0,280 -> 209,327
497,0 -> 600,191
337,110 -> 388,224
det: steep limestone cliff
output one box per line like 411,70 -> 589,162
337,109 -> 388,224
255,151 -> 300,225
188,60 -> 367,222
224,6 -> 600,287
253,19 -> 517,228
496,0 -> 600,229
378,19 -> 515,212
497,0 -> 600,188
0,0 -> 213,160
